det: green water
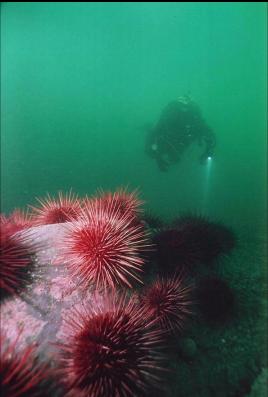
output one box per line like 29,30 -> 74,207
1,2 -> 267,232
1,4 -> 267,397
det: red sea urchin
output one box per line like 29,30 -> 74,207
0,224 -> 35,297
30,190 -> 81,225
56,196 -> 149,290
57,292 -> 165,397
1,210 -> 33,235
95,188 -> 144,220
0,333 -> 47,397
142,273 -> 193,334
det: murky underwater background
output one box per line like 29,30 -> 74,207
1,2 -> 267,233
1,2 -> 267,397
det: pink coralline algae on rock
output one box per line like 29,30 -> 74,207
1,222 -> 95,365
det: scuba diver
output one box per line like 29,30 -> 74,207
145,96 -> 216,172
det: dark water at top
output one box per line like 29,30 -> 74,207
1,2 -> 267,233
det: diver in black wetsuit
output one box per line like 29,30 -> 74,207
145,96 -> 216,172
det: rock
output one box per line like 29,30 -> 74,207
177,337 -> 197,361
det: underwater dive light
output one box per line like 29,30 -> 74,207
202,155 -> 213,212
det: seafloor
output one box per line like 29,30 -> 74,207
1,219 -> 267,397
164,231 -> 267,397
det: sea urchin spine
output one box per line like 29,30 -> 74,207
0,333 -> 47,397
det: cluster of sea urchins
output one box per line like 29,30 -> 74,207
0,189 -> 206,397
0,188 -> 147,297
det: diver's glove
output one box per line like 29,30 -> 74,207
199,129 -> 215,164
